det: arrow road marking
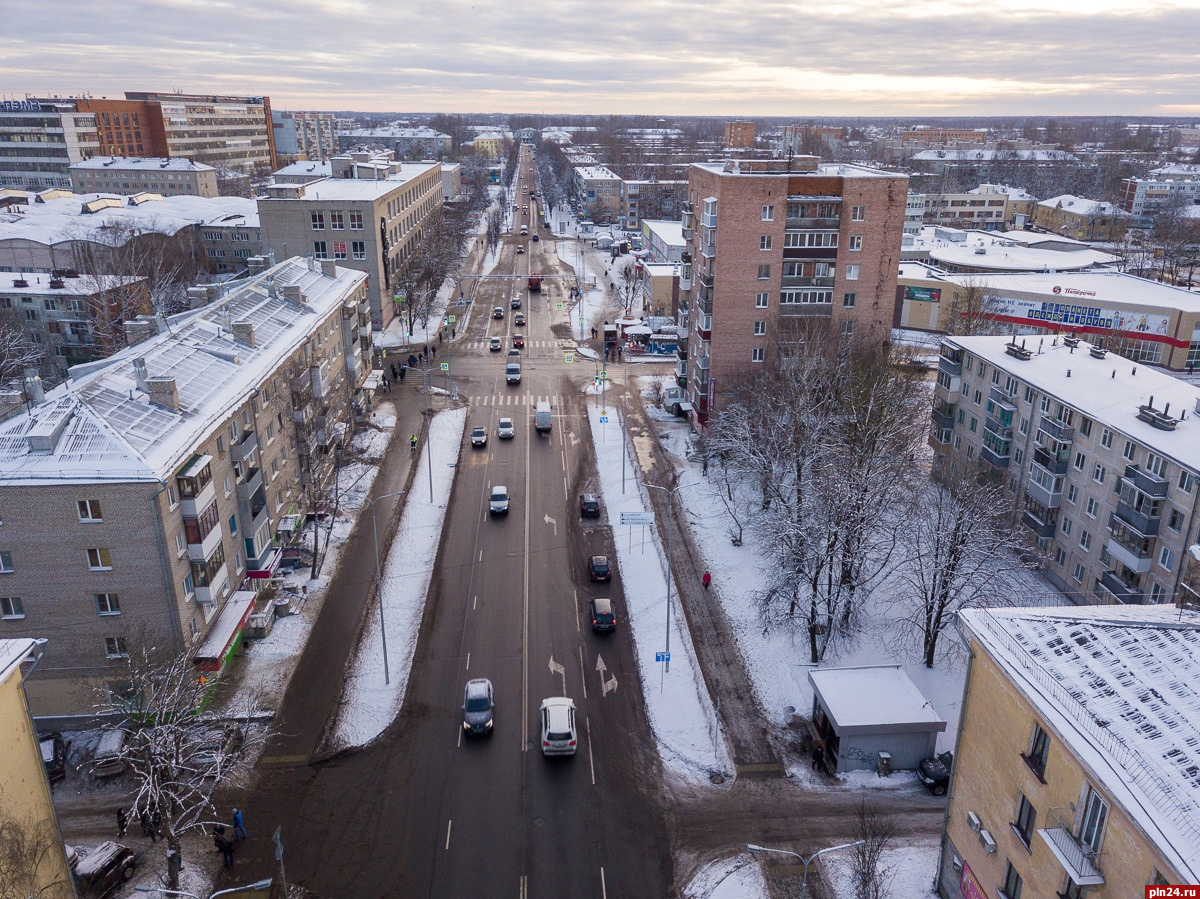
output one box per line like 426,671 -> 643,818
543,513 -> 557,536
568,431 -> 580,447
595,654 -> 618,696
549,656 -> 566,693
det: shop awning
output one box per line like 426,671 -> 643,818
193,592 -> 255,672
246,548 -> 282,579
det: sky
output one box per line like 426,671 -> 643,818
6,0 -> 1200,117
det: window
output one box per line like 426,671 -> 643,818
851,205 -> 864,221
1055,547 -> 1066,566
759,235 -> 772,250
105,637 -> 128,659
1040,395 -> 1051,414
1100,428 -> 1114,449
1079,787 -> 1108,855
755,292 -> 768,308
839,320 -> 854,338
1093,464 -> 1106,485
1000,862 -> 1023,899
1019,417 -> 1029,435
1146,452 -> 1167,478
352,240 -> 366,260
1079,417 -> 1092,437
313,241 -> 328,260
845,264 -> 860,280
1151,582 -> 1167,603
1025,724 -> 1050,778
1168,508 -> 1184,532
753,321 -> 766,336
95,593 -> 120,616
223,476 -> 232,497
1079,531 -> 1091,551
969,417 -> 978,433
1122,440 -> 1137,462
0,551 -> 12,573
973,389 -> 982,406
1179,470 -> 1195,493
757,264 -> 771,280
1083,497 -> 1099,517
349,211 -> 364,230
848,235 -> 863,251
87,548 -> 112,570
843,292 -> 857,308
1159,546 -> 1175,570
229,514 -> 238,536
751,347 -> 765,363
0,596 -> 23,619
1024,385 -> 1035,403
1061,517 -> 1073,536
1066,484 -> 1078,504
1012,796 -> 1037,849
175,533 -> 186,557
310,211 -> 325,230
77,499 -> 102,521
1073,451 -> 1086,471
1072,561 -> 1086,583
330,211 -> 344,230
1014,448 -> 1024,466
333,242 -> 347,260
761,204 -> 774,221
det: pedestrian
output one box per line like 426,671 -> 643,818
408,353 -> 417,368
390,362 -> 398,379
140,808 -> 156,842
439,331 -> 444,344
451,327 -> 456,339
116,807 -> 128,837
383,376 -> 390,393
617,345 -> 623,361
151,808 -> 162,839
431,345 -> 437,359
812,744 -> 825,772
232,808 -> 247,840
399,365 -> 407,382
702,570 -> 712,591
410,434 -> 418,453
214,825 -> 235,868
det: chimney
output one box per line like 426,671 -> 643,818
320,259 -> 338,278
22,369 -> 44,405
280,284 -> 305,305
231,321 -> 256,347
247,255 -> 268,276
187,286 -> 211,309
146,376 -> 180,412
124,319 -> 154,346
132,357 -> 150,393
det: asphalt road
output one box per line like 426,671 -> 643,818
232,147 -> 673,897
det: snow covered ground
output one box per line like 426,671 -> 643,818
684,854 -> 769,899
327,407 -> 468,750
821,836 -> 941,898
587,404 -> 733,784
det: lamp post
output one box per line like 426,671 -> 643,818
746,841 -> 866,899
419,365 -> 436,502
368,489 -> 406,685
642,477 -> 697,675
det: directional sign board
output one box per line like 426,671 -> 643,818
655,652 -> 670,663
621,512 -> 655,526
599,416 -> 608,424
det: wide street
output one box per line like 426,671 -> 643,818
232,147 -> 673,897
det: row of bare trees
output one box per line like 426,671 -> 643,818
705,333 -> 1039,667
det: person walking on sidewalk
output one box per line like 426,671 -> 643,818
702,570 -> 712,591
116,807 -> 128,837
811,744 -> 825,772
410,434 -> 418,453
232,808 -> 247,840
140,808 -> 156,842
213,825 -> 235,868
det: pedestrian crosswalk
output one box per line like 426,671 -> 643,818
461,339 -> 564,351
465,394 -> 563,407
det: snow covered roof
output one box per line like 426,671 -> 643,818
575,165 -> 620,181
0,257 -> 366,487
904,228 -> 1117,273
262,165 -> 440,202
273,160 -> 332,179
1038,194 -> 1125,217
0,638 -> 37,685
1151,163 -> 1200,178
947,335 -> 1200,472
0,272 -> 143,295
343,126 -> 448,140
642,220 -> 685,246
808,665 -> 947,735
912,148 -> 1079,162
960,605 -> 1200,882
970,183 -> 1036,201
0,192 -> 258,247
71,156 -> 215,173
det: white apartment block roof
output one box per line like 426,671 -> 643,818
273,161 -> 333,179
70,157 -> 215,173
343,126 -> 449,140
971,183 -> 1036,201
0,192 -> 258,247
960,605 -> 1200,882
262,164 -> 440,202
946,334 -> 1200,472
0,257 -> 366,487
1151,163 -> 1200,178
1,272 -> 143,295
912,148 -> 1079,162
642,220 -> 685,246
574,165 -> 621,182
689,160 -> 899,179
1038,194 -> 1126,217
904,227 -> 1117,272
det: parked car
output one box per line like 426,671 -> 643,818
492,306 -> 504,320
917,752 -> 953,796
489,485 -> 509,516
514,312 -> 525,327
539,697 -> 577,756
589,597 -> 616,632
91,728 -> 128,778
512,334 -> 525,349
462,678 -> 495,736
470,426 -> 488,447
588,554 -> 611,582
489,336 -> 502,352
73,841 -> 137,896
40,731 -> 67,783
497,417 -> 515,439
579,494 -> 601,518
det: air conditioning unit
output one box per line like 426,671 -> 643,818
979,830 -> 997,854
967,811 -> 982,833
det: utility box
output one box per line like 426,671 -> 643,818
877,751 -> 892,777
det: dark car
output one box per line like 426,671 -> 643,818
579,494 -> 601,518
462,678 -> 495,736
917,752 -> 953,796
39,731 -> 67,783
514,312 -> 526,326
73,841 -> 138,897
511,297 -> 522,310
470,426 -> 488,448
513,333 -> 525,348
492,306 -> 504,320
588,554 -> 611,582
589,597 -> 616,632
532,233 -> 540,242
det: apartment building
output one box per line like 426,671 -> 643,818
778,125 -> 845,157
199,203 -> 263,275
921,190 -> 1008,230
1033,195 -> 1128,242
938,605 -> 1199,898
900,126 -> 988,144
1119,175 -> 1200,228
931,335 -> 1200,605
679,157 -> 908,427
0,256 -> 375,716
622,179 -> 685,229
337,126 -> 451,159
257,161 -> 443,328
70,156 -> 218,198
272,111 -> 338,162
641,220 -> 686,263
573,165 -> 623,221
0,100 -> 101,190
724,121 -> 756,148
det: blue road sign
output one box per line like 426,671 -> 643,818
655,652 -> 670,663
599,416 -> 608,423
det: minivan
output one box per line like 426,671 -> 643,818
534,401 -> 552,434
506,363 -> 522,384
91,729 -> 128,778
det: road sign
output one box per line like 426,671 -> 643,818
599,416 -> 608,424
621,512 -> 655,526
448,315 -> 457,323
556,303 -> 564,310
599,370 -> 608,379
440,362 -> 449,371
564,354 -> 574,363
655,652 -> 670,663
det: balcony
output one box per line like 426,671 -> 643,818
930,401 -> 956,431
1033,445 -> 1070,475
230,429 -> 258,464
1121,465 -> 1168,498
1114,498 -> 1161,536
187,523 -> 224,564
928,425 -> 952,450
1025,474 -> 1063,509
699,237 -> 717,259
981,443 -> 1010,470
1038,417 -> 1075,444
1097,570 -> 1143,604
697,284 -> 713,315
780,302 -> 833,318
1038,818 -> 1105,887
1106,522 -> 1155,573
785,216 -> 841,229
937,355 -> 963,377
1022,510 -> 1057,538
984,416 -> 1012,439
781,275 -> 835,289
194,564 -> 230,606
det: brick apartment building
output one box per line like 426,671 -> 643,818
0,256 -> 376,716
1032,195 -> 1128,242
724,121 -> 756,148
678,157 -> 908,427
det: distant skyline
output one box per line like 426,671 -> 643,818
5,0 -> 1200,118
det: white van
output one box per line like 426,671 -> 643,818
505,363 -> 522,384
534,401 -> 552,433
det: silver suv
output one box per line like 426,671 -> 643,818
539,697 -> 577,756
462,679 -> 494,736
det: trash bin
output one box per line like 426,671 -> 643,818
273,598 -> 292,618
877,751 -> 892,777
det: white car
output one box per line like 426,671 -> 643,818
489,485 -> 509,516
497,417 -> 515,439
540,697 -> 577,756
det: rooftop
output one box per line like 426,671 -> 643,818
0,638 -> 38,685
946,334 -> 1200,472
0,271 -> 144,296
903,227 -> 1117,273
912,148 -> 1078,162
642,220 -> 685,246
574,165 -> 621,181
70,156 -> 215,173
260,164 -> 440,202
1038,194 -> 1126,217
808,665 -> 947,733
961,605 -> 1200,882
343,126 -> 449,139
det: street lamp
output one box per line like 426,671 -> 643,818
746,841 -> 866,899
642,478 -> 698,675
368,489 -> 406,685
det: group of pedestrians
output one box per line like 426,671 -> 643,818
114,804 -> 161,843
117,804 -> 247,870
212,808 -> 247,868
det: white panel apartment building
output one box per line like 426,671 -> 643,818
931,335 -> 1200,606
0,257 -> 374,716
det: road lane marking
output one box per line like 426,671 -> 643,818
563,475 -> 568,501
519,875 -> 527,898
579,645 -> 587,699
473,594 -> 477,610
522,403 -> 532,753
457,727 -> 462,747
478,549 -> 483,562
574,587 -> 580,633
600,867 -> 608,899
465,652 -> 470,671
587,716 -> 596,786
445,819 -> 452,850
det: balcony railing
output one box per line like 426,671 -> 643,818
785,216 -> 841,229
1022,510 -> 1057,538
1033,445 -> 1070,475
1025,475 -> 1063,509
1122,465 -> 1168,498
981,444 -> 1010,469
1114,499 -> 1161,536
1038,812 -> 1105,888
781,275 -> 835,289
985,416 -> 1012,439
937,355 -> 963,377
1038,417 -> 1075,443
230,430 -> 258,464
1098,569 -> 1144,604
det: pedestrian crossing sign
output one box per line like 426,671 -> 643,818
599,370 -> 607,379
440,362 -> 449,371
448,315 -> 457,323
564,354 -> 574,363
555,303 -> 564,310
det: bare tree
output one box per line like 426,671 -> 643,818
944,277 -> 1007,337
0,811 -> 73,899
610,257 -> 647,314
0,317 -> 45,389
93,636 -> 265,890
848,795 -> 896,899
396,208 -> 470,336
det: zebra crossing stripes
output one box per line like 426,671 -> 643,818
466,339 -> 560,351
465,394 -> 561,407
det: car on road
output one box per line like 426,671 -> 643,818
512,334 -> 525,349
40,731 -> 67,783
489,485 -> 509,516
588,554 -> 611,582
539,697 -> 577,756
462,678 -> 495,736
917,753 -> 952,795
511,297 -> 522,309
497,417 -> 515,439
514,312 -> 525,326
579,494 -> 601,518
532,234 -> 540,242
589,597 -> 616,632
492,306 -> 504,319
72,840 -> 138,897
505,362 -> 522,384
489,336 -> 502,352
516,244 -> 525,254
470,426 -> 488,447
507,348 -> 521,359
522,205 -> 529,212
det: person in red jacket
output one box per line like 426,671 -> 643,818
702,570 -> 712,591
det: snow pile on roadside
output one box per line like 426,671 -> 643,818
820,836 -> 940,898
587,405 -> 732,784
684,855 -> 768,899
328,407 -> 468,750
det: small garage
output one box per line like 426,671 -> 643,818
807,664 -> 946,774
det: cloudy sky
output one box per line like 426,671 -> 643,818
6,0 -> 1200,117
